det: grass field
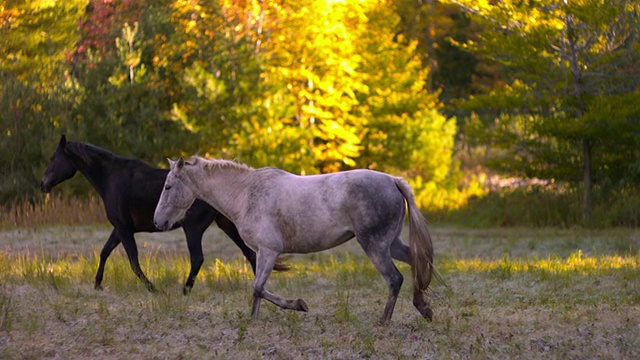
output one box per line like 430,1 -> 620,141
0,224 -> 639,359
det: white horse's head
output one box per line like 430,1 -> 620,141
154,157 -> 198,230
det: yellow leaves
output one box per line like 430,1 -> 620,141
453,0 -> 568,34
303,99 -> 364,169
186,20 -> 197,32
316,119 -> 359,143
164,0 -> 454,191
28,0 -> 57,11
170,103 -> 197,132
0,5 -> 25,30
264,1 -> 374,170
306,115 -> 362,169
473,0 -> 491,12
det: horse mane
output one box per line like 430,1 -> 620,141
189,156 -> 253,173
65,141 -> 116,165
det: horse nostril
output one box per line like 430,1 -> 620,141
155,220 -> 167,230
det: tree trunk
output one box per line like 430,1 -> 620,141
582,139 -> 592,221
564,12 -> 592,221
423,0 -> 437,93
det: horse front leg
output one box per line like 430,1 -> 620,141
358,238 -> 404,325
251,248 -> 308,320
95,229 -> 121,290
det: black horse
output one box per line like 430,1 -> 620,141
41,135 -> 283,294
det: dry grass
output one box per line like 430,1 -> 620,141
0,225 -> 639,359
0,195 -> 106,230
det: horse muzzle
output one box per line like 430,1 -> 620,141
40,180 -> 52,193
154,219 -> 172,231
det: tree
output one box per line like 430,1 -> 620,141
0,0 -> 86,203
166,0 -> 457,181
163,0 -> 275,161
67,0 -> 191,164
1,0 -> 462,210
264,0 -> 370,173
355,3 -> 455,181
449,0 -> 640,220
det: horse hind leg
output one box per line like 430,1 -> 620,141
251,248 -> 308,320
390,237 -> 433,321
182,226 -> 206,295
119,231 -> 158,293
358,238 -> 404,325
390,236 -> 410,263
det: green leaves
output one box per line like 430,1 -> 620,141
452,0 -> 640,186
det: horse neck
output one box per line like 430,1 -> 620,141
187,165 -> 250,221
68,146 -> 119,198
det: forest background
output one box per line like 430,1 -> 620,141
2,0 -> 640,228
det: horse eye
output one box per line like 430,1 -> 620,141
164,185 -> 171,190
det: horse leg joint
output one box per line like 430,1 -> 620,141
251,294 -> 262,320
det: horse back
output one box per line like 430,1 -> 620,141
240,169 -> 404,252
250,169 -> 402,214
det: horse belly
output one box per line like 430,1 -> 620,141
282,228 -> 354,254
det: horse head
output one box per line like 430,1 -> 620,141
41,135 -> 78,193
154,157 -> 198,230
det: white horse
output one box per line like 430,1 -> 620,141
154,156 -> 436,324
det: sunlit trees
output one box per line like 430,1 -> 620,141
166,0 -> 457,184
165,0 -> 281,162
270,0 -> 371,173
1,0 -> 461,210
168,0 -> 372,173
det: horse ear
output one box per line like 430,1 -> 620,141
177,157 -> 185,170
58,134 -> 67,149
167,158 -> 176,169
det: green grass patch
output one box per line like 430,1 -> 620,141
435,184 -> 640,228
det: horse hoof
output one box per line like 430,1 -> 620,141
414,300 -> 433,321
183,286 -> 192,296
295,299 -> 309,312
420,307 -> 433,321
94,284 -> 103,291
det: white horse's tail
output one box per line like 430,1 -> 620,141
394,177 -> 436,293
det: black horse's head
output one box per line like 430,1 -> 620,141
41,135 -> 78,193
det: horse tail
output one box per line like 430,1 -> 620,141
394,177 -> 434,293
